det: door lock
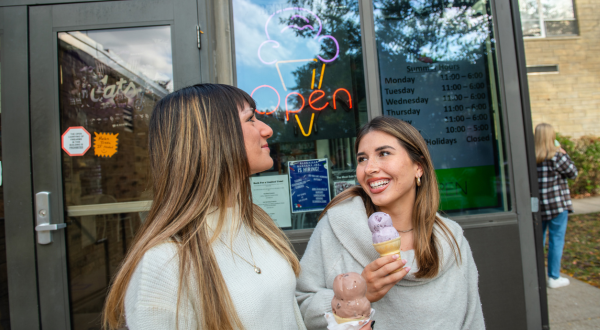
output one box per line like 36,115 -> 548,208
35,192 -> 66,244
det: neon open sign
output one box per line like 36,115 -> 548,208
251,7 -> 351,138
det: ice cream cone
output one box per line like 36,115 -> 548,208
372,237 -> 402,273
333,313 -> 367,324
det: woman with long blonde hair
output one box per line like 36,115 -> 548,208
534,123 -> 577,289
103,84 -> 305,329
297,116 -> 484,329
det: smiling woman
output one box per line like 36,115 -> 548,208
296,116 -> 485,330
356,132 -> 423,227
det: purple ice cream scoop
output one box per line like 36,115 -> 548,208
368,212 -> 399,244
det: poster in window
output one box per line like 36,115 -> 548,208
250,175 -> 292,228
288,159 -> 331,213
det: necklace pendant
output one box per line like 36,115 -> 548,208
254,266 -> 262,274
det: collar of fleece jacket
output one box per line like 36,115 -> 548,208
325,196 -> 464,287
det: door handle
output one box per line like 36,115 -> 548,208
35,192 -> 67,244
35,223 -> 67,232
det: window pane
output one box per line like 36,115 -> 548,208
232,0 -> 367,229
522,20 -> 543,37
545,20 -> 578,36
541,0 -> 575,20
373,1 -> 510,215
58,27 -> 172,208
519,0 -> 542,37
58,26 -> 173,330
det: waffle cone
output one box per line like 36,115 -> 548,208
372,237 -> 402,273
333,313 -> 368,324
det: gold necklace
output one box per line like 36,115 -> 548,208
397,228 -> 414,233
219,233 -> 261,274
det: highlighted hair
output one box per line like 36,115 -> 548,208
103,84 -> 300,330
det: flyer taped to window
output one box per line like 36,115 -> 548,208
288,159 -> 331,213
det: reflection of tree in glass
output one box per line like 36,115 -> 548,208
257,0 -> 366,146
375,0 -> 491,64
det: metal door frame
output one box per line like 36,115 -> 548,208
508,0 -> 549,327
1,6 -> 43,330
29,1 -> 201,328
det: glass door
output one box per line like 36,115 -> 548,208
29,1 -> 202,329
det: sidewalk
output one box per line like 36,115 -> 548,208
545,197 -> 600,329
571,196 -> 600,215
547,274 -> 600,329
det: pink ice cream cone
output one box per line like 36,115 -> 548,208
368,212 -> 401,273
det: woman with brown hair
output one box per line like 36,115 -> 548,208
103,84 -> 306,329
296,116 -> 484,329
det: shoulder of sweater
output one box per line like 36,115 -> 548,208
310,213 -> 342,245
300,213 -> 343,262
125,242 -> 183,313
322,195 -> 365,216
436,214 -> 463,237
140,241 -> 181,271
128,242 -> 181,298
435,214 -> 471,254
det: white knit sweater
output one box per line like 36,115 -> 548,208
296,196 -> 485,330
125,208 -> 307,329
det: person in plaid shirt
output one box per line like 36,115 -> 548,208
535,123 -> 578,289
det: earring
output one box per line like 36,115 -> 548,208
416,176 -> 421,186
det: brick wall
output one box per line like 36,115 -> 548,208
524,0 -> 600,138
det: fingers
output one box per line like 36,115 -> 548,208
363,255 -> 411,303
365,263 -> 411,302
362,256 -> 406,287
364,254 -> 401,273
381,264 -> 411,286
375,258 -> 407,278
370,260 -> 407,291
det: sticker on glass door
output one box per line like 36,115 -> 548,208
61,126 -> 91,156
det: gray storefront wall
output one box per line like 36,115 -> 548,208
0,0 -> 547,329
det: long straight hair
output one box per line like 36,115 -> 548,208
535,123 -> 559,164
320,116 -> 460,278
103,84 -> 300,330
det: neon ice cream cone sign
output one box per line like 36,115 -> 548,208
250,7 -> 352,138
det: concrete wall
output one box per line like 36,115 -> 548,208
524,0 -> 600,138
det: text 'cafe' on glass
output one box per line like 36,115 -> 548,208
0,0 -> 547,329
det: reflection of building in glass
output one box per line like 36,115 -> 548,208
58,30 -> 172,207
59,31 -> 169,102
520,1 -> 600,137
56,27 -> 174,330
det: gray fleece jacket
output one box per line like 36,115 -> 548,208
296,196 -> 485,330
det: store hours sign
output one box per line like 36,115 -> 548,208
379,57 -> 500,211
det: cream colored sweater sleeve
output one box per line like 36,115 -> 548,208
125,243 -> 198,330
